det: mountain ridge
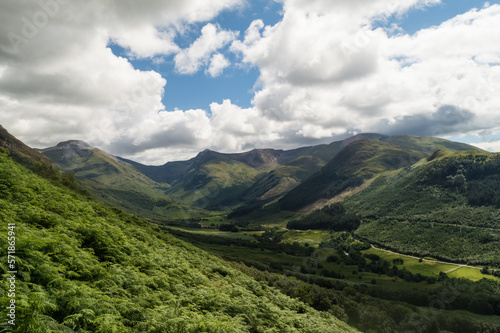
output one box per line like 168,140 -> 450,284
39,133 -> 484,215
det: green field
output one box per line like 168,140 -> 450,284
167,226 -> 258,241
362,247 -> 500,282
281,229 -> 332,247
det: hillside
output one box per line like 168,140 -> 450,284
0,125 -> 60,178
43,139 -> 347,212
342,149 -> 500,264
278,136 -> 481,211
40,134 -> 483,218
0,147 -> 358,332
122,142 -> 347,209
40,141 -> 205,221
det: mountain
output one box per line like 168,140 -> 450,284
278,135 -> 482,212
121,134 -> 386,209
0,125 -> 59,178
42,139 -> 345,212
41,133 -> 483,217
40,140 -> 205,221
0,132 -> 358,332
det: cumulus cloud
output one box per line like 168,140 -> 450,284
230,1 -> 500,149
374,105 -> 477,137
0,0 -> 243,163
206,53 -> 230,77
174,24 -> 237,75
1,0 -> 500,165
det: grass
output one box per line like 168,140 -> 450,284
362,248 -> 500,282
281,230 -> 332,247
166,227 -> 257,241
447,266 -> 500,282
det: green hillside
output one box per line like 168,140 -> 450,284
278,136 -> 482,212
279,140 -> 425,211
0,148 -> 358,332
41,141 -> 205,221
343,150 -> 500,264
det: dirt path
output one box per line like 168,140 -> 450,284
444,266 -> 464,274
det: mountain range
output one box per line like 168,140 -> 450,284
37,132 -> 480,221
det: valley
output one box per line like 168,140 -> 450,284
1,124 -> 499,332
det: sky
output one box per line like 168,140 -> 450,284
1,0 -> 500,165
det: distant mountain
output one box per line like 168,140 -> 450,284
278,135 -> 482,211
119,142 -> 348,209
40,132 -> 483,218
40,140 -> 205,221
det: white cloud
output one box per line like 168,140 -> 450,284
475,140 -> 500,153
174,24 -> 237,75
0,0 -> 243,164
1,0 -> 500,165
230,1 -> 500,147
206,53 -> 230,77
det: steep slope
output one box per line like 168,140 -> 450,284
121,142 -> 347,209
232,141 -> 346,204
278,136 -> 483,212
128,135 -> 380,209
41,141 -> 204,221
0,149 -> 358,333
0,125 -> 59,178
279,140 -> 427,211
343,149 -> 500,264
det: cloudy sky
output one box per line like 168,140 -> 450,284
1,0 -> 499,164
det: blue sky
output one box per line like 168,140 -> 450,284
109,0 -> 284,111
2,0 -> 500,163
108,0 -> 499,114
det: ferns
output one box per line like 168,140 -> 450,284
0,151 -> 357,332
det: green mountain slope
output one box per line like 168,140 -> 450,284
41,141 -> 203,221
278,136 -> 482,211
0,148 -> 358,332
0,125 -> 60,179
123,143 -> 346,209
279,140 -> 426,211
342,149 -> 500,264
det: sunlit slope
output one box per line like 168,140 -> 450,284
279,136 -> 483,211
344,150 -> 500,264
124,142 -> 345,208
0,149 -> 358,333
279,140 -> 427,211
41,141 -> 203,220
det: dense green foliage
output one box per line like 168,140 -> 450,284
421,152 -> 500,207
287,203 -> 361,231
179,230 -> 500,333
0,150 -> 357,332
343,151 -> 500,265
232,262 -> 500,333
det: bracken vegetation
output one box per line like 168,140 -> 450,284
0,149 -> 357,332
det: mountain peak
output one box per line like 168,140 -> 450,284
42,140 -> 95,165
55,140 -> 94,149
341,133 -> 388,148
